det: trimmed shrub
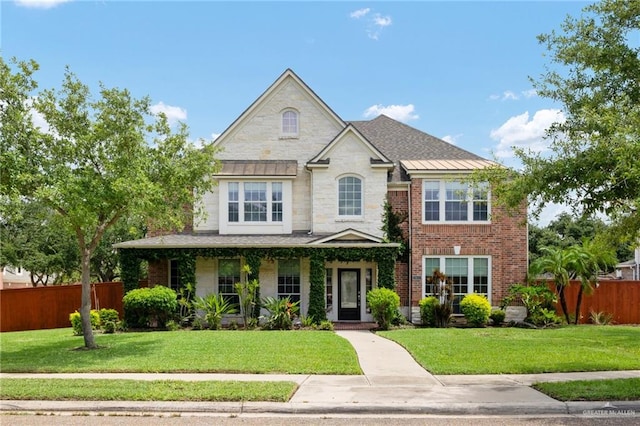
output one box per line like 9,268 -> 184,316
418,296 -> 438,327
315,320 -> 334,331
366,288 -> 400,330
69,310 -> 100,336
489,308 -> 506,326
460,293 -> 491,327
123,285 -> 178,329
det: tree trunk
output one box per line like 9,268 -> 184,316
80,248 -> 97,349
574,286 -> 584,325
557,284 -> 571,324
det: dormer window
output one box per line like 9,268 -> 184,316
281,109 -> 298,136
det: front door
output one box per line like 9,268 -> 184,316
338,269 -> 360,320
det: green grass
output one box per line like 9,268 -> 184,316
0,328 -> 361,374
533,378 -> 640,401
0,378 -> 297,402
378,326 -> 640,374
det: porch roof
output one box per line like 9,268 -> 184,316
113,232 -> 400,249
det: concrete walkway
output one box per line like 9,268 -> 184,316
2,329 -> 640,416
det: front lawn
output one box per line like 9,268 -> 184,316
0,328 -> 361,374
0,378 -> 297,402
378,326 -> 640,374
533,378 -> 640,401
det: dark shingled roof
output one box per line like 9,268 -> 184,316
349,115 -> 487,182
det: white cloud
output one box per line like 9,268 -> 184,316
490,109 -> 565,159
350,8 -> 391,40
363,104 -> 418,123
350,8 -> 370,19
441,134 -> 462,145
521,89 -> 537,98
211,132 -> 221,141
149,102 -> 187,125
14,0 -> 70,9
489,91 -> 519,101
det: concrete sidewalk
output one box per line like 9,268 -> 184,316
1,330 -> 639,416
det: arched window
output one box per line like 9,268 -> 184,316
282,110 -> 298,135
338,176 -> 362,216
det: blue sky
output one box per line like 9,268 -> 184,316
3,0 -> 590,222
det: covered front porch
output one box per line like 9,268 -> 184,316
115,229 -> 400,323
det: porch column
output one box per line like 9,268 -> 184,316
307,251 -> 327,323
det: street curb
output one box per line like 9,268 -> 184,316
2,400 -> 639,416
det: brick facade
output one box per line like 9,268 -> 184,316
406,179 -> 527,308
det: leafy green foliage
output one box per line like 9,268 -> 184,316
0,200 -> 79,285
489,309 -> 506,326
1,57 -> 220,349
69,310 -> 100,336
306,253 -> 327,324
501,283 -> 559,327
530,238 -> 617,324
589,310 -> 614,325
425,269 -> 454,327
193,293 -> 238,330
381,199 -> 407,260
261,296 -> 300,330
418,296 -> 438,327
480,0 -> 640,241
528,212 -> 632,264
366,287 -> 400,330
123,286 -> 178,329
460,294 -> 491,327
235,265 -> 259,330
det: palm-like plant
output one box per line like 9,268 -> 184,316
531,239 -> 617,324
193,294 -> 237,330
568,239 -> 616,324
530,246 -> 573,323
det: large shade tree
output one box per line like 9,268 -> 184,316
0,200 -> 80,285
484,0 -> 640,241
1,57 -> 219,348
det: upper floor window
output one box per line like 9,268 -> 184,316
228,181 -> 283,223
423,180 -> 489,223
282,110 -> 298,135
338,176 -> 362,217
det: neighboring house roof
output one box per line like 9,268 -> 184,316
616,259 -> 638,269
113,230 -> 398,249
217,160 -> 298,177
349,115 -> 488,182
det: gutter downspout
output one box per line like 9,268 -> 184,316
304,164 -> 314,234
407,179 -> 413,322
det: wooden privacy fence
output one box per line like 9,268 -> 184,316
0,282 -> 124,332
548,280 -> 640,324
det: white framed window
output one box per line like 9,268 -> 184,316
338,175 -> 362,217
423,180 -> 490,223
423,256 -> 491,314
227,181 -> 284,223
278,259 -> 301,303
281,110 -> 298,135
218,258 -> 241,306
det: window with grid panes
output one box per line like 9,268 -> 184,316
278,259 -> 300,303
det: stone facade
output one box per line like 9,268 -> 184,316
142,69 -> 529,323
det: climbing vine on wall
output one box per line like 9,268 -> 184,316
118,245 -> 400,321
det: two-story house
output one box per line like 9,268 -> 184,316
115,69 -> 528,323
